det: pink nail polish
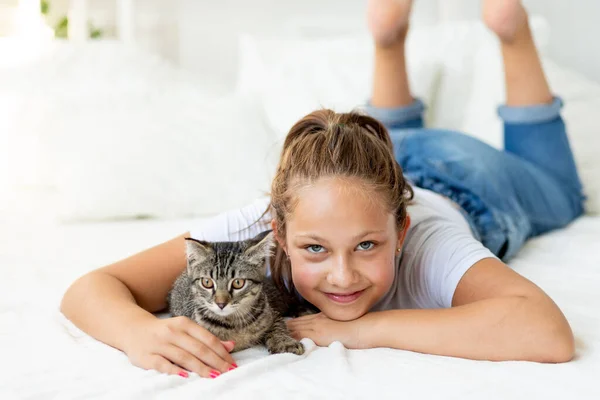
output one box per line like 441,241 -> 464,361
231,363 -> 238,368
209,370 -> 221,378
228,367 -> 235,371
178,370 -> 188,378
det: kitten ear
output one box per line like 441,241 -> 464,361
244,230 -> 276,264
184,238 -> 213,269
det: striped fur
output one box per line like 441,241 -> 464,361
167,231 -> 304,355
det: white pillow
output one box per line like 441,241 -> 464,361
236,17 -> 550,139
237,31 -> 442,138
44,93 -> 278,222
6,41 -> 278,222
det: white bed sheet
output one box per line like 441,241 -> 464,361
1,215 -> 599,399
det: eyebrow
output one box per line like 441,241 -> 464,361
295,230 -> 386,244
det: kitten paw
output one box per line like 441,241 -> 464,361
268,339 -> 305,355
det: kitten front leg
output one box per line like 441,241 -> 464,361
263,318 -> 305,355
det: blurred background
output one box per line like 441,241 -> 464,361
1,0 -> 600,228
2,4 -> 599,396
2,1 -> 598,87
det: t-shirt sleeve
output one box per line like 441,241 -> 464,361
189,197 -> 272,242
402,218 -> 498,309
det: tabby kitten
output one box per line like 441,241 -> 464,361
167,230 -> 304,355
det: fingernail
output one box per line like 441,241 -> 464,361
178,370 -> 188,378
228,367 -> 236,371
209,370 -> 221,379
231,363 -> 238,368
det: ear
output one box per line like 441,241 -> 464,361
245,230 -> 276,264
397,214 -> 411,250
184,238 -> 213,271
270,219 -> 287,254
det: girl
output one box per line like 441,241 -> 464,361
61,0 -> 584,379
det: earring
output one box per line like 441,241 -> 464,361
397,248 -> 401,252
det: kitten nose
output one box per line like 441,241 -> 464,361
216,302 -> 227,310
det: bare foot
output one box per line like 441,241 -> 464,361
367,0 -> 413,47
483,0 -> 528,43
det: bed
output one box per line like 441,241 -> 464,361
1,3 -> 600,399
1,215 -> 599,398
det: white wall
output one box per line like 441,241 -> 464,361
177,0 -> 368,94
407,0 -> 600,83
525,0 -> 600,83
15,0 -> 597,84
176,0 -> 449,94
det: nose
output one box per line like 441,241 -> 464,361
215,289 -> 230,310
327,255 -> 358,288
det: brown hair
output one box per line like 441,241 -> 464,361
268,109 -> 413,302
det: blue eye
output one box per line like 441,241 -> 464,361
306,245 -> 325,254
357,241 -> 374,251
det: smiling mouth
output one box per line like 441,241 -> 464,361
323,289 -> 366,304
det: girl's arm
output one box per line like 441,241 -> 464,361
61,198 -> 271,376
288,258 -> 574,363
61,233 -> 188,339
60,233 -> 237,377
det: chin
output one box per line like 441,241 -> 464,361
326,307 -> 367,321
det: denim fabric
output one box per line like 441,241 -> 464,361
365,97 -> 585,261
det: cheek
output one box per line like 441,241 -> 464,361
234,291 -> 255,306
290,261 -> 322,294
363,253 -> 396,288
194,288 -> 212,303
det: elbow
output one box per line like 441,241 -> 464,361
60,272 -> 95,318
543,330 -> 575,363
533,321 -> 575,363
60,275 -> 82,317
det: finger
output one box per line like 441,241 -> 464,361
161,344 -> 215,378
220,340 -> 235,353
146,354 -> 187,377
184,323 -> 236,366
174,333 -> 233,373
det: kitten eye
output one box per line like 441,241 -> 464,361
231,279 -> 246,290
356,241 -> 375,251
306,245 -> 325,254
200,278 -> 214,289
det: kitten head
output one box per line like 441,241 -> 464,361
184,230 -> 275,318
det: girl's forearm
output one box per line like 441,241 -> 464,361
360,296 -> 574,363
60,272 -> 156,352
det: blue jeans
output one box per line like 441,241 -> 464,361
365,97 -> 585,261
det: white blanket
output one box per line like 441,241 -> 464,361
1,215 -> 599,399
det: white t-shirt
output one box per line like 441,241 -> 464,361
189,187 -> 497,310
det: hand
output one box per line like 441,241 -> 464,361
286,313 -> 365,349
124,316 -> 237,378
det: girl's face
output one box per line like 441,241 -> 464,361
274,177 -> 409,321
